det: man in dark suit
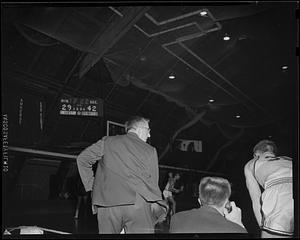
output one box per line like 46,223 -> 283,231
170,176 -> 247,234
77,116 -> 167,233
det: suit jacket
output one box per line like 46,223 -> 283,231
170,205 -> 247,233
77,132 -> 163,210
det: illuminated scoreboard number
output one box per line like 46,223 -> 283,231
59,98 -> 103,116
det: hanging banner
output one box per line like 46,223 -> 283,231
39,101 -> 43,131
19,98 -> 23,125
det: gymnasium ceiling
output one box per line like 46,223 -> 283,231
2,2 -> 298,168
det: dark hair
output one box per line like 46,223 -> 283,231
199,176 -> 231,208
253,140 -> 277,155
125,116 -> 149,132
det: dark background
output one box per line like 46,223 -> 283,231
2,2 -> 298,237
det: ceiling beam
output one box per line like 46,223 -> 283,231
79,6 -> 151,78
5,68 -> 136,117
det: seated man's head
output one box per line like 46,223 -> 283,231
253,140 -> 277,159
198,176 -> 231,214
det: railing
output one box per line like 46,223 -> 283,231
8,146 -> 226,176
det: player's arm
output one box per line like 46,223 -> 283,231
244,160 -> 263,226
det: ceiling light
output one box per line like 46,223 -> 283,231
209,99 -> 214,103
169,75 -> 175,79
140,56 -> 146,61
223,34 -> 230,41
282,66 -> 288,70
200,10 -> 208,16
238,35 -> 247,41
235,115 -> 240,118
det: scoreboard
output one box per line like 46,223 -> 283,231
59,97 -> 103,117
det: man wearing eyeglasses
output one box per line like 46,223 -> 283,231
77,116 -> 168,234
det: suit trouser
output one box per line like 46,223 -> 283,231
97,194 -> 155,234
